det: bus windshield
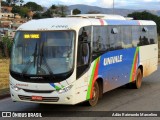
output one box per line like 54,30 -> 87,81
10,31 -> 75,76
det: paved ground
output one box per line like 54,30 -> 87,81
0,66 -> 160,120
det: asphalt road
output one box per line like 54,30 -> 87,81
0,66 -> 160,120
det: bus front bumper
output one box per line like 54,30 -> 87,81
10,84 -> 76,105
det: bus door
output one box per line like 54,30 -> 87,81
76,27 -> 91,80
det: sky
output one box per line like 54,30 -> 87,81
23,0 -> 160,10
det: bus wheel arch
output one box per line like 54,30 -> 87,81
96,78 -> 103,99
138,65 -> 143,77
87,78 -> 103,106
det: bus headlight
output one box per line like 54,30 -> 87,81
14,86 -> 21,91
58,85 -> 73,94
11,85 -> 21,91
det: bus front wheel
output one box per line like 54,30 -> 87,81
88,81 -> 99,106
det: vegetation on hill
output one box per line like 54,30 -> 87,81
73,9 -> 81,15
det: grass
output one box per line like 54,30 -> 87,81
0,59 -> 9,90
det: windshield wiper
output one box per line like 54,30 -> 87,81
22,42 -> 38,74
33,42 -> 38,67
40,42 -> 44,67
39,42 -> 55,78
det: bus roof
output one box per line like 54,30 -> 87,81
68,14 -> 126,20
17,15 -> 156,31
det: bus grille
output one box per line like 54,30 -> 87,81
23,89 -> 54,93
18,95 -> 59,102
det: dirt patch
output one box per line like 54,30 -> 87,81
0,59 -> 9,90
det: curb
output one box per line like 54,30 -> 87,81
0,88 -> 10,100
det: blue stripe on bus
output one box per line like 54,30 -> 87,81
105,20 -> 139,25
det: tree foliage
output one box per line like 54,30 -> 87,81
1,1 -> 9,6
73,9 -> 81,15
57,5 -> 68,17
128,11 -> 160,34
32,4 -> 68,19
1,36 -> 13,58
32,12 -> 41,19
23,2 -> 43,11
11,6 -> 29,18
42,9 -> 52,18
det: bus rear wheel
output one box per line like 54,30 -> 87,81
130,68 -> 143,89
88,81 -> 99,106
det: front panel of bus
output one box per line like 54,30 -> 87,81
10,30 -> 78,104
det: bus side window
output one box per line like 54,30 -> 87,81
121,26 -> 132,48
148,26 -> 157,44
138,26 -> 149,46
132,26 -> 140,47
93,26 -> 108,52
108,26 -> 122,50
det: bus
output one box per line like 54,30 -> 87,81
10,14 -> 158,106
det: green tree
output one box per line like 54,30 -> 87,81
11,5 -> 21,14
128,11 -> 160,34
57,5 -> 68,17
42,9 -> 52,18
2,36 -> 13,58
33,12 -> 42,19
73,9 -> 81,15
19,7 -> 30,18
24,2 -> 43,11
50,4 -> 57,10
19,0 -> 24,6
11,6 -> 29,18
6,0 -> 11,5
1,1 -> 9,6
6,0 -> 19,6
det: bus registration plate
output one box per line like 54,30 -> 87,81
32,96 -> 42,101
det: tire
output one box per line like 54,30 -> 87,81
88,81 -> 99,107
129,68 -> 143,89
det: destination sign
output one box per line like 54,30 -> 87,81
24,34 -> 40,39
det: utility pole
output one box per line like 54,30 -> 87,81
113,0 -> 114,14
0,0 -> 1,13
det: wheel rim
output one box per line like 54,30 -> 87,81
89,82 -> 99,106
137,70 -> 142,88
91,86 -> 97,102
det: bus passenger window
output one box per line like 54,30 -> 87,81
93,26 -> 108,52
108,26 -> 122,50
121,26 -> 132,48
138,26 -> 149,46
148,26 -> 157,44
132,26 -> 141,47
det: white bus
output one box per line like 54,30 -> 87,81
10,14 -> 158,106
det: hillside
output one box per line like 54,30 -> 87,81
68,4 -> 160,16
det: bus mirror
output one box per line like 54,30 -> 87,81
142,27 -> 148,32
111,28 -> 118,34
82,43 -> 89,57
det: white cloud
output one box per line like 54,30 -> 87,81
143,0 -> 153,2
99,0 -> 114,8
